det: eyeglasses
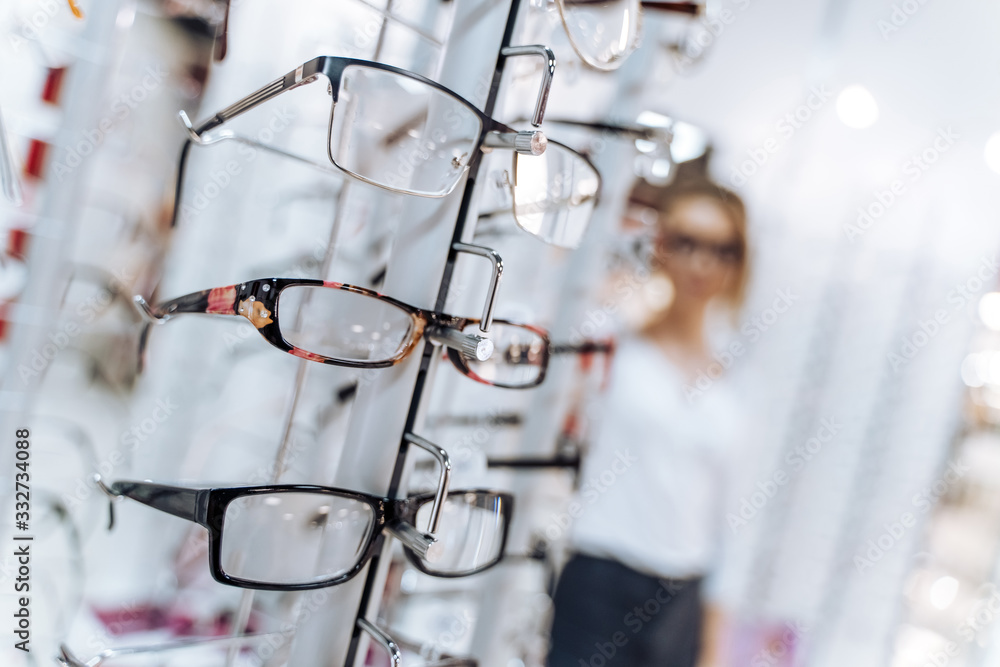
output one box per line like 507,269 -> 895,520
172,120 -> 596,255
179,55 -> 552,198
133,272 -> 554,389
364,623 -> 480,667
549,1 -> 703,71
97,470 -> 512,589
477,138 -> 601,249
661,232 -> 742,265
0,103 -> 23,206
58,632 -> 289,667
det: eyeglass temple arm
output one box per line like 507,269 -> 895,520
180,57 -> 324,141
451,242 -> 503,334
0,104 -> 23,206
357,618 -> 402,667
549,340 -> 615,355
498,45 -> 555,127
133,285 -> 241,325
100,478 -> 205,525
640,1 -> 704,15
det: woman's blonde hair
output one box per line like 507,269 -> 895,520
630,177 -> 751,311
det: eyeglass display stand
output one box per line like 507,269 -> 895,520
337,3 -> 529,667
174,3 -> 517,667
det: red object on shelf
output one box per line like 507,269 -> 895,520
41,67 -> 68,105
7,228 -> 28,259
23,139 -> 49,180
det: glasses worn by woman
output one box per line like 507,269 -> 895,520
180,55 -> 549,199
98,476 -> 512,591
661,232 -> 742,265
135,276 -> 553,389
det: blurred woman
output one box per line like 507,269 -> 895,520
547,178 -> 751,667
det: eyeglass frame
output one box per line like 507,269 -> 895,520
179,54 -> 554,199
101,481 -> 512,590
475,137 -> 602,232
56,621 -> 399,667
546,1 -> 703,72
96,470 -> 515,591
132,273 -> 555,389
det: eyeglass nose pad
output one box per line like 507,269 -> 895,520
133,295 -> 168,325
450,242 -> 503,334
403,433 -> 452,535
357,618 -> 402,667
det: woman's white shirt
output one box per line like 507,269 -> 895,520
569,334 -> 747,591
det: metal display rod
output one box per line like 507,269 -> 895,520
342,1 -> 527,664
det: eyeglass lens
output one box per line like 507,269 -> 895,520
329,65 -> 483,197
277,285 -> 415,363
558,0 -> 641,69
220,491 -> 375,586
511,141 -> 600,249
459,322 -> 547,387
414,492 -> 506,576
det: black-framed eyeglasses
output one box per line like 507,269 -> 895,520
97,473 -> 513,590
57,623 -> 416,667
58,632 -> 289,667
179,55 -> 551,198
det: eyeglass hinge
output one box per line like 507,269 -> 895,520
133,295 -> 169,324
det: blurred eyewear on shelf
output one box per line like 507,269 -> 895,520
0,103 -> 23,206
539,0 -> 705,71
58,632 -> 289,667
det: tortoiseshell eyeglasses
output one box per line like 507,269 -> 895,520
134,277 -> 553,389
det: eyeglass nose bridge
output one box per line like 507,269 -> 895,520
499,45 -> 556,127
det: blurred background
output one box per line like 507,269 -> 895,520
1,1 -> 999,666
